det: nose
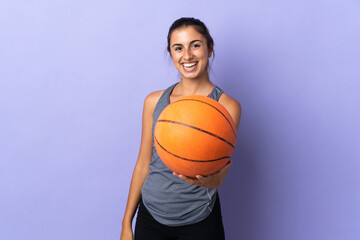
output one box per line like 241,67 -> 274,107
183,48 -> 193,61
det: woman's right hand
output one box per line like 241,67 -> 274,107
120,225 -> 133,240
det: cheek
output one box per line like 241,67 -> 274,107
170,52 -> 176,60
198,50 -> 209,60
171,55 -> 181,65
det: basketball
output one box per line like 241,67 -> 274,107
154,95 -> 237,178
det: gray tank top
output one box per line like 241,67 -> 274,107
141,82 -> 224,226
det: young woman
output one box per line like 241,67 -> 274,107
120,17 -> 241,240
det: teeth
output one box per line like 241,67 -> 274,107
183,62 -> 197,68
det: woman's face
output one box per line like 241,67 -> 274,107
169,26 -> 212,80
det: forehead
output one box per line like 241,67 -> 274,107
170,26 -> 205,44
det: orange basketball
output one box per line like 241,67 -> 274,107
154,95 -> 237,178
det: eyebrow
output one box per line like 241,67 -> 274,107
171,40 -> 202,48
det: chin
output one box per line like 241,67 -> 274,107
179,68 -> 207,79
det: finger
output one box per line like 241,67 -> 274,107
196,175 -> 206,181
195,175 -> 209,186
173,172 -> 189,178
173,172 -> 204,186
176,173 -> 193,182
178,174 -> 187,180
179,174 -> 197,182
182,175 -> 204,186
173,172 -> 185,180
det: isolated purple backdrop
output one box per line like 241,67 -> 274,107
0,0 -> 359,239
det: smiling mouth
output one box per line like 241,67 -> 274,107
182,62 -> 198,72
182,62 -> 198,67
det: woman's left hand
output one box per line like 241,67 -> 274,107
173,160 -> 232,189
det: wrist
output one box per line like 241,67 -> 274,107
122,218 -> 132,228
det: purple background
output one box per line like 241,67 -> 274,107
1,0 -> 359,239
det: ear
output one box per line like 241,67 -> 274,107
208,43 -> 214,58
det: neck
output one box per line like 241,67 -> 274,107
176,72 -> 214,96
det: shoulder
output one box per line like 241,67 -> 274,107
218,92 -> 242,131
218,92 -> 241,111
144,90 -> 165,105
142,89 -> 165,116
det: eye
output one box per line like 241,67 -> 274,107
175,47 -> 182,51
192,44 -> 200,48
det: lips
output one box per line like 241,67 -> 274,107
182,62 -> 198,72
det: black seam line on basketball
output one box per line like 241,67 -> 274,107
154,136 -> 231,163
172,99 -> 237,137
157,120 -> 235,149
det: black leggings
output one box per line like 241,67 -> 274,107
134,194 -> 225,240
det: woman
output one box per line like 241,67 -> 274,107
120,17 -> 241,240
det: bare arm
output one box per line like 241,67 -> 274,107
219,93 -> 242,132
120,91 -> 162,239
